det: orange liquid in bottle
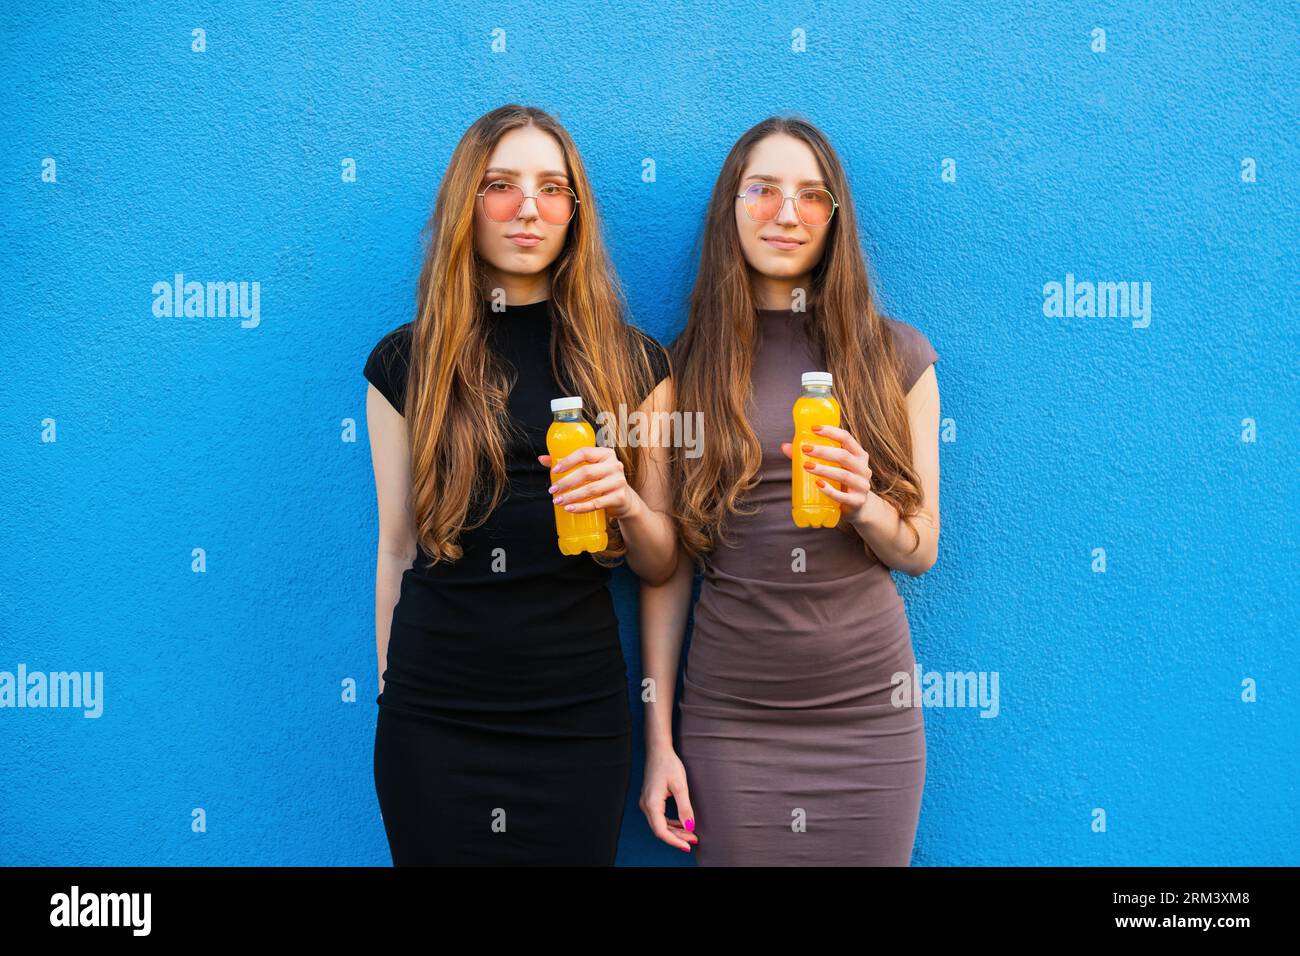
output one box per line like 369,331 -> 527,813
792,372 -> 842,528
547,397 -> 608,555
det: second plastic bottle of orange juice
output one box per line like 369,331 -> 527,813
546,396 -> 608,555
792,371 -> 842,528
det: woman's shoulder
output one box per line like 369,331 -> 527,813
371,321 -> 413,355
363,322 -> 414,413
627,323 -> 672,386
883,316 -> 938,393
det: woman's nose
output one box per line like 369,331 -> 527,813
516,196 -> 540,221
775,195 -> 800,225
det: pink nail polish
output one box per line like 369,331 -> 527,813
684,818 -> 695,832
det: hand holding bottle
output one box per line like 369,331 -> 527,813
781,421 -> 876,525
788,371 -> 843,527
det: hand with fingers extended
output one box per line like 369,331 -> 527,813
639,746 -> 700,855
538,445 -> 643,521
780,422 -> 877,526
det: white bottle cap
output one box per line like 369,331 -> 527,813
801,372 -> 833,387
550,396 -> 584,412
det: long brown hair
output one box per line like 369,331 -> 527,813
669,115 -> 928,560
403,104 -> 661,567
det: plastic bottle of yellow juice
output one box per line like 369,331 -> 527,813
792,371 -> 842,528
547,396 -> 608,555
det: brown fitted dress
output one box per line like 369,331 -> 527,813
678,307 -> 939,866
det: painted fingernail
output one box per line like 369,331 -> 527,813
803,462 -> 814,470
681,845 -> 691,852
684,818 -> 695,832
801,444 -> 812,452
817,479 -> 825,487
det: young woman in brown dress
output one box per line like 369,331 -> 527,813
639,116 -> 941,865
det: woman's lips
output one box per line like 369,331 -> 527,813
762,236 -> 804,250
509,235 -> 542,247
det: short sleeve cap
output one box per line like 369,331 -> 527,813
363,323 -> 412,413
630,325 -> 672,400
885,318 -> 938,393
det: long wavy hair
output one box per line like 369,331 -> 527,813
402,104 -> 662,567
669,115 -> 928,561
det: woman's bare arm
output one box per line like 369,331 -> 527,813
853,366 -> 941,576
640,543 -> 694,753
366,385 -> 418,695
637,543 -> 700,850
615,376 -> 681,585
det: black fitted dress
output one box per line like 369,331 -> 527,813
364,298 -> 670,865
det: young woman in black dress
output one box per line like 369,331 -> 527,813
364,104 -> 677,865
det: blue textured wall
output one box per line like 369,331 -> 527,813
3,1 -> 1296,866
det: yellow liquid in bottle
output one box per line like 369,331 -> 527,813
792,392 -> 842,527
546,418 -> 609,555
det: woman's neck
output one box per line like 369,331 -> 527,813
482,267 -> 551,306
751,271 -> 813,311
